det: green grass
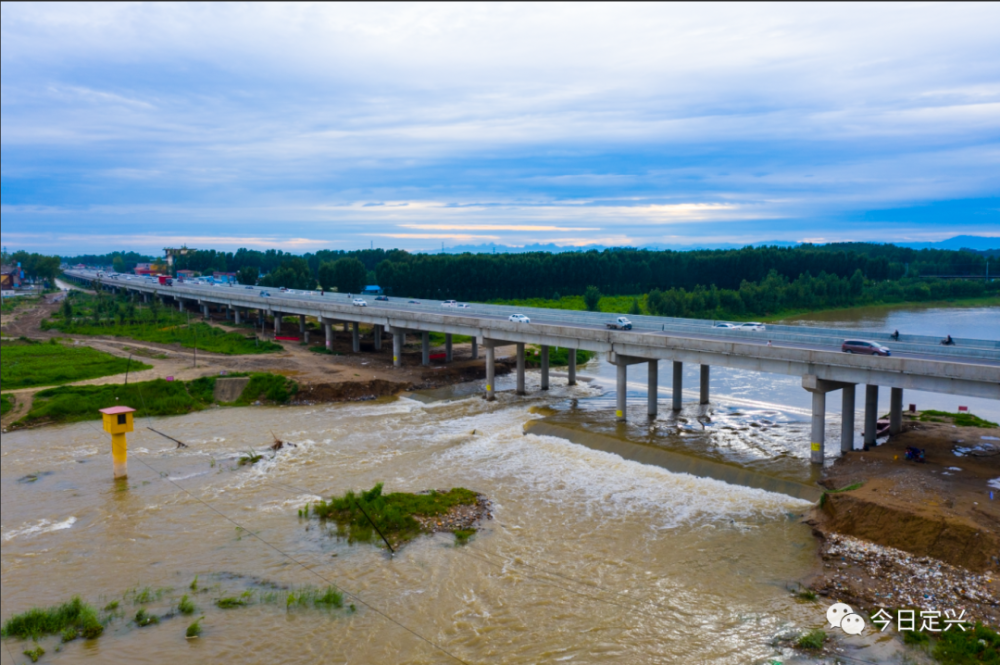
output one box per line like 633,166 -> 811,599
1,338 -> 151,390
428,332 -> 472,345
42,292 -> 282,355
523,345 -> 594,368
177,595 -> 196,616
932,622 -> 1000,664
918,410 -> 998,428
13,372 -> 296,428
308,483 -> 479,546
488,294 -> 647,314
796,629 -> 827,650
23,645 -> 45,663
134,608 -> 159,627
0,596 -> 103,641
1,394 -> 12,416
185,618 -> 203,638
1,296 -> 39,314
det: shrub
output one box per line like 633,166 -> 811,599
796,629 -> 826,649
1,597 -> 103,641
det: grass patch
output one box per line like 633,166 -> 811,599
23,645 -> 45,663
134,608 -> 159,627
1,394 -> 12,416
919,410 -> 998,428
238,450 -> 263,467
1,339 -> 151,390
796,629 -> 827,650
428,332 -> 473,346
932,622 -> 1000,664
42,292 -> 281,355
215,596 -> 250,609
488,294 -> 648,314
309,346 -> 341,355
1,296 -> 39,315
185,618 -> 203,638
286,587 -> 344,609
0,597 -> 103,641
454,529 -> 476,545
903,629 -> 931,646
14,372 -> 296,428
523,345 -> 594,368
177,595 -> 196,616
308,483 -> 478,546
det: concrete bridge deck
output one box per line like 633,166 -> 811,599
64,270 -> 1000,464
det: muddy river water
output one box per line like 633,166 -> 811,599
1,304 -> 997,664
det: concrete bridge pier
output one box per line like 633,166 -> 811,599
374,325 -> 382,351
421,331 -> 430,366
890,387 -> 904,434
299,315 -> 306,335
274,313 -> 282,335
393,330 -> 403,367
864,385 -> 878,449
811,391 -> 827,464
323,318 -> 333,351
445,334 -> 453,362
202,303 -> 210,319
343,322 -> 349,333
485,344 -> 496,401
841,384 -> 856,453
258,309 -> 265,326
516,343 -> 526,395
672,361 -> 683,411
648,360 -> 658,417
616,362 -> 627,421
700,365 -> 710,404
352,322 -> 360,353
540,346 -> 550,390
234,308 -> 242,324
567,348 -> 577,385
178,298 -> 185,312
471,337 -> 478,360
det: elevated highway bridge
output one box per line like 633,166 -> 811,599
64,270 -> 1000,464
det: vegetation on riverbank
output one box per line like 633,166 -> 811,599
1,338 -> 151,390
0,597 -> 103,641
1,394 -> 13,416
523,345 -> 594,367
41,291 -> 281,355
1,295 -> 40,315
305,483 -> 479,546
917,410 -> 998,428
12,372 -> 297,428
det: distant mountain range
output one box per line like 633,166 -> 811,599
425,235 -> 999,254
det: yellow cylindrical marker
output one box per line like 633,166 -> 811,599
100,406 -> 136,479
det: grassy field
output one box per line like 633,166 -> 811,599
428,332 -> 473,345
917,409 -> 997,428
1,339 -> 152,390
1,394 -> 12,416
0,296 -> 39,315
523,345 -> 594,367
489,294 -> 643,315
42,292 -> 282,355
14,372 -> 297,428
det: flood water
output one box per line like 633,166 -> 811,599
1,304 -> 997,664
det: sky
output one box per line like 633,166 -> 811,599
1,2 -> 999,255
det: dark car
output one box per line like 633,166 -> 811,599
375,295 -> 389,301
842,339 -> 891,356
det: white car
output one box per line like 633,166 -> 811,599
737,322 -> 766,332
456,303 -> 471,309
441,300 -> 458,307
714,322 -> 737,329
509,313 -> 530,323
352,298 -> 367,307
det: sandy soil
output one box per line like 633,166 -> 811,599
806,414 -> 1000,626
1,295 -> 515,430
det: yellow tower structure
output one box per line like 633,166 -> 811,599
99,406 -> 136,479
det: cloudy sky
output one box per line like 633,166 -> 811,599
2,2 -> 998,254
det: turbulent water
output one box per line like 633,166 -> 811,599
1,304 -> 996,664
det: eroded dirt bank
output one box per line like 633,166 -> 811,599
806,414 -> 1000,627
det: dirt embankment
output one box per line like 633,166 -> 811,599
806,413 -> 1000,626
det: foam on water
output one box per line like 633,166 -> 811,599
2,517 -> 77,542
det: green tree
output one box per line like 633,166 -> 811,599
849,268 -> 864,296
113,255 -> 126,273
236,266 -> 259,286
334,258 -> 367,294
317,261 -> 337,292
628,298 -> 641,315
583,286 -> 602,312
61,298 -> 73,322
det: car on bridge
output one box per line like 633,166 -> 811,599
352,298 -> 368,307
456,303 -> 472,309
375,295 -> 389,301
607,316 -> 633,330
842,339 -> 891,356
442,300 -> 458,307
714,322 -> 737,329
737,322 -> 766,331
260,290 -> 271,297
408,300 -> 420,304
509,314 -> 531,323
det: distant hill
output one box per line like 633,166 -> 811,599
427,236 -> 998,254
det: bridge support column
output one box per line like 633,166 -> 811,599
648,360 -> 658,417
540,346 -> 549,390
616,362 -> 627,421
374,325 -> 382,351
445,334 -> 453,362
471,337 -> 478,360
672,361 -> 683,411
568,348 -> 577,385
393,331 -> 403,366
344,322 -> 349,333
890,387 -> 903,435
864,385 -> 878,449
841,384 -> 856,454
202,303 -> 209,319
485,344 -> 495,401
274,313 -> 282,335
421,331 -> 430,366
516,343 -> 526,395
299,315 -> 306,335
258,309 -> 265,326
178,299 -> 184,311
811,391 -> 826,464
324,319 -> 334,351
352,322 -> 360,353
700,365 -> 710,404
225,306 -> 232,321
234,308 -> 242,325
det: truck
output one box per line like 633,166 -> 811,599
157,275 -> 173,286
606,316 -> 632,330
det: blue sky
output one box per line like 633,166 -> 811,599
2,3 -> 999,255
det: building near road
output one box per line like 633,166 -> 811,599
176,269 -> 197,280
362,284 -> 384,295
134,263 -> 154,276
1,264 -> 23,291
